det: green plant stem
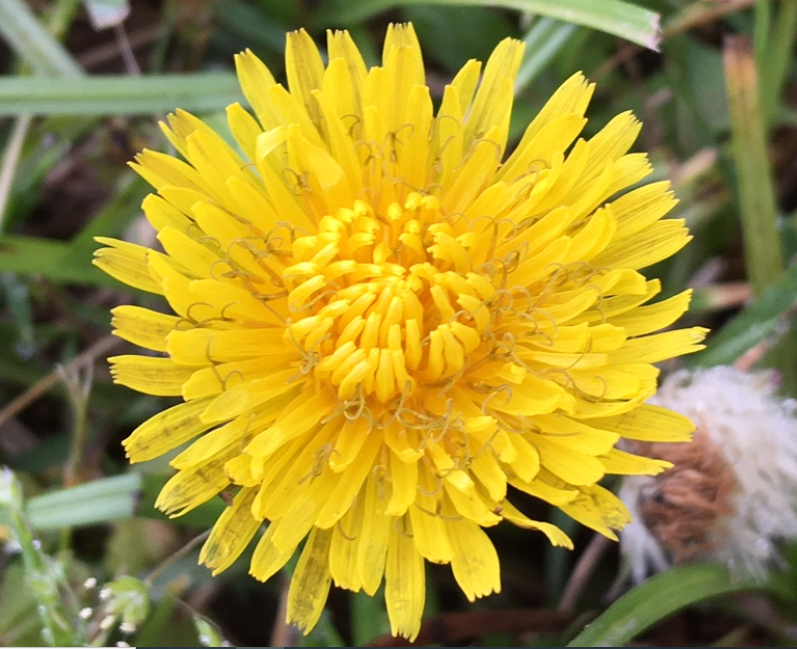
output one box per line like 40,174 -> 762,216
753,0 -> 770,72
59,363 -> 93,489
724,34 -> 797,389
0,114 -> 32,233
47,0 -> 82,40
724,35 -> 783,295
760,0 -> 797,127
0,471 -> 79,647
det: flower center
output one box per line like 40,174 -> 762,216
281,192 -> 495,407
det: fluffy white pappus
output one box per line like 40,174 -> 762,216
620,366 -> 797,582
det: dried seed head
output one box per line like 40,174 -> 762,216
621,366 -> 797,581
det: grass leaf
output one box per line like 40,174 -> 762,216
566,563 -> 754,647
319,0 -> 660,50
687,261 -> 797,368
0,0 -> 84,76
724,35 -> 783,295
26,473 -> 142,530
0,74 -> 244,116
515,17 -> 578,93
0,235 -> 120,286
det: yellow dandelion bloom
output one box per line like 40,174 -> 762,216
95,24 -> 707,640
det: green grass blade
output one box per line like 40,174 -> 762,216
319,0 -> 661,50
566,563 -> 754,647
0,74 -> 245,116
724,35 -> 783,296
515,17 -> 578,94
723,34 -> 797,389
0,0 -> 84,76
26,473 -> 142,530
0,235 -> 119,286
760,0 -> 797,127
687,261 -> 797,368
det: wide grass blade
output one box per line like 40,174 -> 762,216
0,235 -> 120,286
515,17 -> 578,93
0,74 -> 244,116
319,0 -> 661,50
687,260 -> 797,368
0,0 -> 84,76
724,35 -> 783,296
566,563 -> 754,647
26,473 -> 142,530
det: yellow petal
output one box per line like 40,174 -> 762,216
611,181 -> 677,240
170,410 -> 272,470
199,369 -> 301,424
234,49 -> 278,130
329,418 -> 369,472
594,219 -> 691,270
590,403 -> 696,442
558,484 -> 631,541
141,193 -> 193,234
520,72 -> 593,144
249,521 -> 297,582
155,455 -> 231,516
200,487 -> 260,575
167,327 -> 286,365
609,327 -> 708,364
463,37 -> 524,154
385,518 -> 425,641
408,501 -> 453,563
287,527 -> 333,634
226,101 -> 262,162
93,238 -> 162,294
501,500 -> 573,549
326,30 -> 367,112
157,226 -> 221,280
499,113 -> 586,183
286,28 -> 325,125
111,305 -> 179,353
448,519 -> 500,602
358,475 -> 390,595
598,448 -> 671,475
132,149 -> 204,194
315,428 -> 381,528
609,289 -> 693,336
469,451 -> 507,502
329,495 -> 365,591
109,355 -> 195,397
244,387 -> 338,457
123,398 -> 213,462
530,434 -> 606,485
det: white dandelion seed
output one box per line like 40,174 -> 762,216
620,366 -> 797,581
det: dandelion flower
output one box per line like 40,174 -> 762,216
620,366 -> 797,581
95,24 -> 707,639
